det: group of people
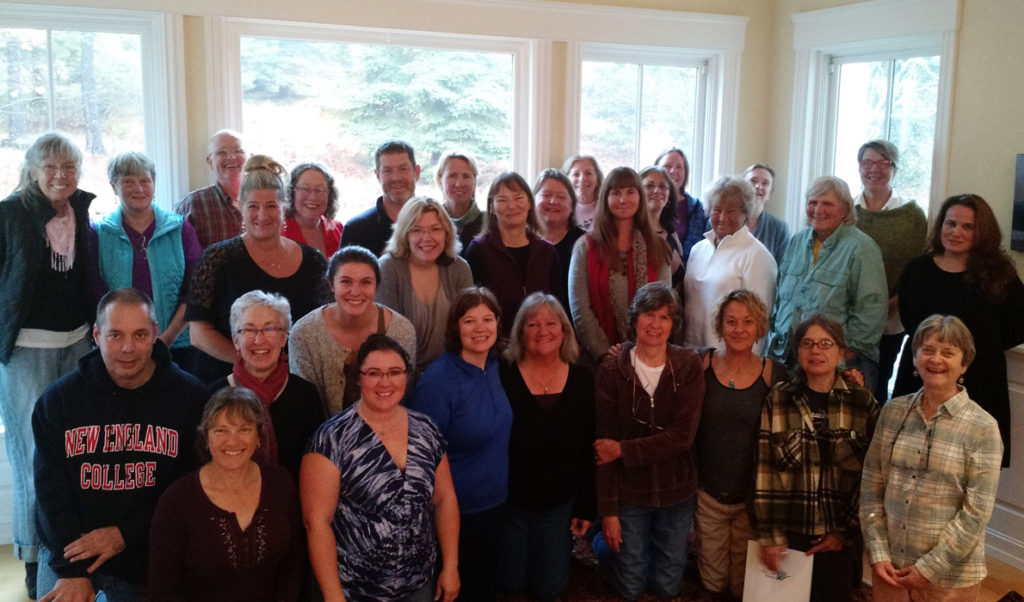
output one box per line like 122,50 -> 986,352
0,128 -> 1017,602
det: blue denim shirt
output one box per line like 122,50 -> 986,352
768,224 -> 887,363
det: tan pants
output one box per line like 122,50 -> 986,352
695,488 -> 753,599
872,575 -> 981,602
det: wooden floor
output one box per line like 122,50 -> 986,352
0,543 -> 1019,601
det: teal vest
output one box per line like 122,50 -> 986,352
97,205 -> 189,348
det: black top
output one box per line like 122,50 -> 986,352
186,236 -> 331,380
696,356 -> 782,499
895,253 -> 1024,465
210,373 -> 326,482
499,360 -> 596,519
340,197 -> 393,257
552,226 -> 585,314
22,239 -> 90,331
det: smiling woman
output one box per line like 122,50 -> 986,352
465,172 -> 564,336
282,162 -> 343,258
289,246 -> 416,415
185,155 -> 332,382
377,197 -> 473,371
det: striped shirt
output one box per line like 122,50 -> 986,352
175,183 -> 242,248
753,375 -> 878,546
860,389 -> 1002,588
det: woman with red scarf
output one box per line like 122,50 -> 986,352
210,290 -> 325,481
568,166 -> 671,365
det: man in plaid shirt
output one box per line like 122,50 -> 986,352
175,129 -> 245,248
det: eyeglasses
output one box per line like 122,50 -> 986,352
213,148 -> 246,158
859,159 -> 892,170
798,338 -> 836,350
40,163 -> 77,176
235,326 -> 284,339
360,368 -> 408,382
409,226 -> 446,237
295,186 -> 328,196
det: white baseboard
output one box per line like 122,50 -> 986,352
986,501 -> 1024,571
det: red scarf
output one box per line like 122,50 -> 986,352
231,357 -> 288,466
585,233 -> 658,345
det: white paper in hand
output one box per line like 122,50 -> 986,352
742,539 -> 813,602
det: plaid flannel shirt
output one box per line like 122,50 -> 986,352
860,389 -> 1002,588
753,374 -> 878,547
175,183 -> 242,248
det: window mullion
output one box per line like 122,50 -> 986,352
634,65 -> 644,170
883,59 -> 895,139
45,29 -> 55,130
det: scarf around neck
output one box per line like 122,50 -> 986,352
231,357 -> 288,466
586,232 -> 659,344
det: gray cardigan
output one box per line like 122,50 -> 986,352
289,304 -> 417,415
376,253 -> 473,367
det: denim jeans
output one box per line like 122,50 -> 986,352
611,496 -> 697,601
845,352 -> 879,400
501,498 -> 575,602
37,544 -> 147,602
0,338 -> 91,562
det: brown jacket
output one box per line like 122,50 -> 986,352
595,342 -> 705,516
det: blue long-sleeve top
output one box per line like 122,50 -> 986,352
408,351 -> 512,513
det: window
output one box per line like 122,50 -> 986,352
0,4 -> 182,217
238,36 -> 515,221
580,58 -> 702,173
570,41 -> 742,201
210,19 -> 529,222
828,54 -> 941,210
787,0 -> 957,225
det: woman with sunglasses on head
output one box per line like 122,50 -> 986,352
593,282 -> 703,601
754,315 -> 879,602
861,315 -> 1002,602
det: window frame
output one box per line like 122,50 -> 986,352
206,17 -> 539,180
566,37 -> 743,202
0,2 -> 186,211
787,0 -> 958,228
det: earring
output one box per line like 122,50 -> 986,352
257,441 -> 262,448
912,369 -> 919,378
958,375 -> 965,385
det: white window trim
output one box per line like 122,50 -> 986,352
0,3 -> 187,211
565,39 -> 744,201
206,17 -> 540,180
787,0 -> 958,227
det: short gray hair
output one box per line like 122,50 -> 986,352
911,314 -> 976,367
107,151 -> 156,183
229,290 -> 292,338
858,139 -> 899,172
705,175 -> 755,219
805,176 -> 856,227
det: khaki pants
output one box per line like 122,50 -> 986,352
695,488 -> 753,599
872,575 -> 981,602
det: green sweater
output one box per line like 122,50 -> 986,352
855,201 -> 927,296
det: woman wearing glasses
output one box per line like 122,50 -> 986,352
754,315 -> 879,602
860,315 -> 1002,602
290,246 -> 416,415
851,141 -> 927,401
409,287 -> 512,602
0,133 -> 96,597
209,291 -> 324,481
282,162 -> 344,258
593,282 -> 704,601
303,334 -> 460,602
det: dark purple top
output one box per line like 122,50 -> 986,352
148,463 -> 305,601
